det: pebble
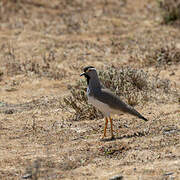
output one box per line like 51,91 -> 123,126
109,175 -> 123,180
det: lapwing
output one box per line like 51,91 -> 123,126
80,66 -> 148,139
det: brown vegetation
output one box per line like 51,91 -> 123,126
0,0 -> 179,179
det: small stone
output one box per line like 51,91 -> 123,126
5,87 -> 17,92
21,173 -> 32,179
4,109 -> 14,114
169,72 -> 175,76
109,175 -> 123,180
164,172 -> 174,176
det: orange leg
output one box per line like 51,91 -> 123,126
102,117 -> 108,138
109,116 -> 114,139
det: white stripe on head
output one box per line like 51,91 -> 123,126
87,67 -> 96,72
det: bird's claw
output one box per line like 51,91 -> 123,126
111,134 -> 115,140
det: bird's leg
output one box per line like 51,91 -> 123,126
109,116 -> 115,139
102,117 -> 108,139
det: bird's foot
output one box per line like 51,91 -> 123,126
111,134 -> 115,140
101,134 -> 106,139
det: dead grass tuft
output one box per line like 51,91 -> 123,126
61,79 -> 103,121
98,142 -> 130,158
22,158 -> 60,179
144,43 -> 180,67
2,45 -> 67,80
158,0 -> 180,24
61,66 -> 174,121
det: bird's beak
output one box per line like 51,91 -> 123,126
80,72 -> 85,76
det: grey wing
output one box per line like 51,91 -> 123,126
94,89 -> 148,121
95,89 -> 130,111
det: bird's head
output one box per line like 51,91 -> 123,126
80,66 -> 97,79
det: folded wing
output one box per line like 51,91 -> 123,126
93,88 -> 148,121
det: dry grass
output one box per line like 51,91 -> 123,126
61,66 -> 176,121
0,0 -> 179,179
143,43 -> 180,67
158,0 -> 180,24
1,44 -> 67,80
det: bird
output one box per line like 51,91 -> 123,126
80,66 -> 148,139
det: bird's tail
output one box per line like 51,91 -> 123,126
137,113 -> 148,121
125,105 -> 148,121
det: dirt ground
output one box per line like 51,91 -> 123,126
0,0 -> 179,179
